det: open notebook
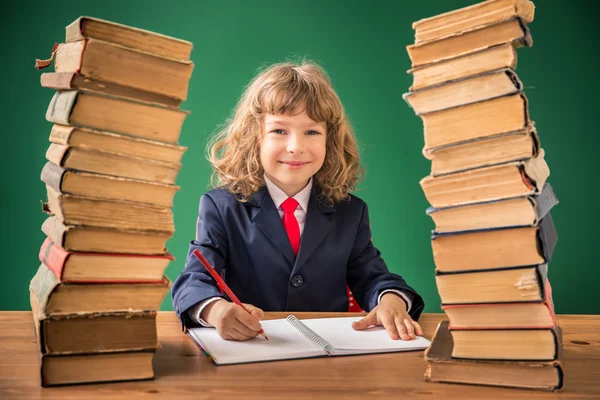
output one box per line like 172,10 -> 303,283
187,316 -> 431,365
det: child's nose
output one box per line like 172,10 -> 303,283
286,133 -> 305,153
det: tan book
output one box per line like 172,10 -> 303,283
66,16 -> 193,61
427,182 -> 557,233
413,0 -> 535,44
50,39 -> 193,102
425,320 -> 564,391
431,214 -> 556,273
426,129 -> 539,176
46,143 -> 181,185
44,186 -> 175,232
49,124 -> 186,164
404,68 -> 522,115
421,92 -> 529,152
30,263 -> 171,315
409,43 -> 517,91
31,291 -> 158,355
40,351 -> 155,387
41,162 -> 179,208
45,90 -> 188,144
407,17 -> 531,68
421,150 -> 548,209
42,216 -> 171,255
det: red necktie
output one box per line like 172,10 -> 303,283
281,198 -> 300,256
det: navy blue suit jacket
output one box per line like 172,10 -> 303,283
171,186 -> 424,329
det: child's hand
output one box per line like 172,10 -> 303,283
201,299 -> 265,341
351,293 -> 423,340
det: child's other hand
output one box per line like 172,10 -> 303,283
201,299 -> 264,341
351,293 -> 423,340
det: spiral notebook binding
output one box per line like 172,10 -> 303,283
286,315 -> 333,354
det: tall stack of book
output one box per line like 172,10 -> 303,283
404,0 -> 564,392
30,16 -> 194,387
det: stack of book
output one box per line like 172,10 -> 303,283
404,0 -> 564,392
30,16 -> 194,387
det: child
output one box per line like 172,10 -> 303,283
172,61 -> 424,342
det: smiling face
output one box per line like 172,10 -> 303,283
260,109 -> 327,197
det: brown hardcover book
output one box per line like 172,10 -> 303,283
29,263 -> 171,315
50,39 -> 193,102
404,68 -> 522,115
409,43 -> 517,91
41,216 -> 171,255
46,143 -> 181,185
420,150 -> 549,209
49,124 -> 186,164
44,185 -> 175,232
413,0 -> 535,45
426,129 -> 539,176
39,237 -> 174,283
41,162 -> 179,207
427,182 -> 557,233
30,291 -> 158,354
425,320 -> 564,391
66,16 -> 193,61
45,90 -> 188,144
431,213 -> 556,273
436,264 -> 548,304
39,351 -> 155,387
407,17 -> 532,68
420,92 -> 529,152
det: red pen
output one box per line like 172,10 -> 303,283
193,249 -> 269,340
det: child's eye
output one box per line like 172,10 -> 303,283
271,129 -> 286,135
306,130 -> 322,135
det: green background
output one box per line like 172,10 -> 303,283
2,0 -> 597,314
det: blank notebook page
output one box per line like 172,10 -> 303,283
301,316 -> 431,354
188,318 -> 322,364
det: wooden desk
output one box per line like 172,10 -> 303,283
0,312 -> 598,399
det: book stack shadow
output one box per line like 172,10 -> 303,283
30,16 -> 194,386
404,0 -> 564,392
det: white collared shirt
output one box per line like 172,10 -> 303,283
190,175 -> 411,326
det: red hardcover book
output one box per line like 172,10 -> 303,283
39,237 -> 174,283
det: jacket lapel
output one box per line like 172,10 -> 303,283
249,187 -> 296,265
294,191 -> 335,271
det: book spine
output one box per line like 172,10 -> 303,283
543,278 -> 557,327
45,91 -> 78,125
40,162 -> 66,192
40,72 -> 76,91
537,213 -> 558,262
29,264 -> 60,313
523,149 -> 550,191
41,216 -> 68,249
38,238 -> 70,281
535,183 -> 559,220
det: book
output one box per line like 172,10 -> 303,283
41,162 -> 179,207
420,150 -> 549,209
44,185 -> 175,232
407,17 -> 532,68
39,237 -> 174,283
412,0 -> 535,45
404,68 -> 522,115
431,213 -> 557,273
427,182 -> 557,233
46,143 -> 181,184
41,216 -> 171,255
45,90 -> 188,144
425,128 -> 539,176
187,316 -> 431,365
442,278 -> 556,329
66,16 -> 193,61
49,124 -> 186,164
39,351 -> 155,387
420,92 -> 530,151
409,43 -> 517,91
451,327 -> 560,360
29,263 -> 171,315
30,290 -> 158,354
49,39 -> 193,102
436,264 -> 549,304
425,320 -> 564,391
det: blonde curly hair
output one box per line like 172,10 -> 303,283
207,60 -> 364,205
